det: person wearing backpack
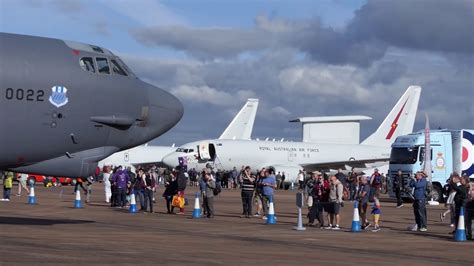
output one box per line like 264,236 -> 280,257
203,168 -> 216,218
163,170 -> 178,214
409,171 -> 429,231
369,169 -> 382,202
174,166 -> 187,215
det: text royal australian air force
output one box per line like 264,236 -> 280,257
258,145 -> 320,154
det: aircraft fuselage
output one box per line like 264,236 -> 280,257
0,33 -> 183,177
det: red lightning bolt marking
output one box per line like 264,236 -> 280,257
385,98 -> 409,140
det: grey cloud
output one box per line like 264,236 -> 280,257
131,26 -> 274,59
130,1 -> 473,67
350,0 -> 474,55
367,61 -> 407,85
288,19 -> 388,67
130,16 -> 386,66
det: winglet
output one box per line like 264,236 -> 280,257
362,86 -> 421,147
219,99 -> 259,140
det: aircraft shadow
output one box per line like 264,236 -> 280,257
0,216 -> 95,226
385,226 -> 453,241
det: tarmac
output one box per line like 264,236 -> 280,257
0,184 -> 473,265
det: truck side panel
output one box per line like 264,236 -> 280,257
431,133 -> 451,184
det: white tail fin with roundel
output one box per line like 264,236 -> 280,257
362,86 -> 421,147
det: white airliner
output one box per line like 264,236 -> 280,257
98,99 -> 259,170
162,86 -> 421,186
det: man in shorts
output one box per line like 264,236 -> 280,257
326,175 -> 343,230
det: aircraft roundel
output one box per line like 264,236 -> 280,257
461,131 -> 474,176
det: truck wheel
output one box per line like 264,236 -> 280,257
431,184 -> 443,203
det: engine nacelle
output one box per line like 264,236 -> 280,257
269,165 -> 303,186
10,146 -> 118,177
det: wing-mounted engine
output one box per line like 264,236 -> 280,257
10,146 -> 118,177
269,164 -> 302,186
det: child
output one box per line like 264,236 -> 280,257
371,197 -> 381,232
3,171 -> 14,201
85,176 -> 94,203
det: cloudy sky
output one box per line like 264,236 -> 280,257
1,0 -> 473,146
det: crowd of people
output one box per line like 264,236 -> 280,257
1,166 -> 473,240
302,169 -> 380,231
296,168 -> 473,238
292,168 -> 383,230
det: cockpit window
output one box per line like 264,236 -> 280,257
111,59 -> 128,76
96,57 -> 110,74
116,57 -> 136,78
175,148 -> 185,152
91,46 -> 104,53
79,57 -> 96,73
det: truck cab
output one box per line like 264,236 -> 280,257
388,130 -> 462,202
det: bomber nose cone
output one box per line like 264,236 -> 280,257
147,85 -> 183,136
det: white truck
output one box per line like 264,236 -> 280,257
388,129 -> 474,202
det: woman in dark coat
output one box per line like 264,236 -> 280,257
162,170 -> 178,214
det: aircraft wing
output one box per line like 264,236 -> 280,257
300,157 -> 390,172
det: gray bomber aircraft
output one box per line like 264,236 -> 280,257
0,33 -> 183,177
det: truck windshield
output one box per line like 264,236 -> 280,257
390,147 -> 419,164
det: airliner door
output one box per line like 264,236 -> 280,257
198,142 -> 216,161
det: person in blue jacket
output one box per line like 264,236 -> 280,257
409,171 -> 428,232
